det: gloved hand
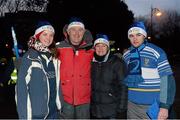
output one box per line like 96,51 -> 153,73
0,82 -> 4,87
8,79 -> 16,85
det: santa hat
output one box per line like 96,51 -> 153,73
34,21 -> 55,39
94,34 -> 110,47
67,17 -> 85,31
128,21 -> 147,39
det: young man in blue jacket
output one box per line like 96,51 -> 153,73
123,21 -> 176,119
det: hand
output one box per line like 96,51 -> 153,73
8,79 -> 16,85
0,83 -> 4,87
158,108 -> 168,120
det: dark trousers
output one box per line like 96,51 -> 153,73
60,101 -> 90,119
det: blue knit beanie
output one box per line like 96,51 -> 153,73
34,21 -> 55,39
128,21 -> 147,39
67,17 -> 85,30
94,34 -> 109,47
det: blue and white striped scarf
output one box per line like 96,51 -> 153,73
124,42 -> 146,87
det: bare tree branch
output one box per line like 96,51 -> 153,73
0,0 -> 48,16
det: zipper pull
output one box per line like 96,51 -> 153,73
75,51 -> 79,56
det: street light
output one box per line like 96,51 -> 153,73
150,6 -> 162,40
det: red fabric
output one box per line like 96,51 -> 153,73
35,31 -> 44,39
57,47 -> 94,105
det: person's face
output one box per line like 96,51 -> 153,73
95,43 -> 109,56
39,30 -> 54,47
129,33 -> 145,48
67,26 -> 85,45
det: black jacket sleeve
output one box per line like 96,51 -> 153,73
113,57 -> 128,115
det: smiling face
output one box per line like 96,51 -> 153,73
95,43 -> 109,56
129,33 -> 145,48
39,30 -> 54,47
67,26 -> 85,45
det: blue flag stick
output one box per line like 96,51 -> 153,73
11,26 -> 19,59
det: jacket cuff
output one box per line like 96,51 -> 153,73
159,102 -> 170,109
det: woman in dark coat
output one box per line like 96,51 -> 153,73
91,34 -> 128,119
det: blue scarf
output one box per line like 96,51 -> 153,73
124,42 -> 146,87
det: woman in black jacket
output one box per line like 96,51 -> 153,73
91,34 -> 128,119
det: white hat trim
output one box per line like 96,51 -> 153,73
34,25 -> 55,37
128,27 -> 147,39
94,38 -> 109,47
67,22 -> 85,30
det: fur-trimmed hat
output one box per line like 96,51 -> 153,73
34,21 -> 55,39
94,34 -> 109,47
128,21 -> 147,39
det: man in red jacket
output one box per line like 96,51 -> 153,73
56,18 -> 94,119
